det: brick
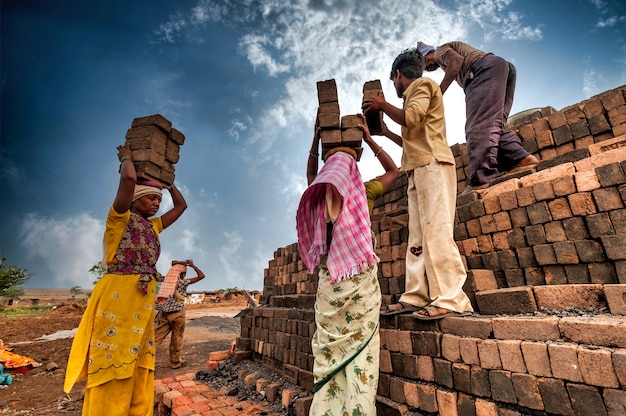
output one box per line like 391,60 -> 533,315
547,198 -> 573,220
596,162 -> 626,187
537,377 -> 575,416
587,212 -> 616,238
441,334 -> 461,362
564,264 -> 591,284
433,358 -> 454,389
458,337 -> 480,365
553,241 -> 580,264
511,373 -> 544,410
475,287 -> 537,315
498,191 -> 519,210
470,366 -> 491,398
566,383 -> 607,416
569,193 -> 599,218
574,240 -> 605,263
477,340 -> 502,370
604,284 -> 626,314
602,235 -> 626,260
610,208 -> 626,234
578,346 -> 620,388
507,227 -> 527,249
516,186 -> 536,206
590,262 -> 618,284
454,393 -> 476,416
403,382 -> 419,408
521,341 -> 552,377
544,221 -> 567,242
604,389 -> 626,416
533,243 -> 557,265
489,370 -> 516,404
316,79 -> 337,103
594,187 -> 625,211
417,383 -> 438,413
559,316 -> 626,348
435,390 -> 458,416
418,355 -> 435,382
544,265 -> 568,285
575,169 -> 601,192
552,175 -> 577,196
492,316 -> 561,341
509,207 -> 530,228
294,396 -> 312,416
549,343 -> 584,382
474,398 -> 499,416
533,284 -> 605,310
451,362 -> 471,393
389,376 -> 406,403
439,316 -> 493,339
497,340 -> 527,373
527,201 -> 552,224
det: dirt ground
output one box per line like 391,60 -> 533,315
0,301 -> 248,415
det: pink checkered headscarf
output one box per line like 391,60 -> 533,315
296,151 -> 379,284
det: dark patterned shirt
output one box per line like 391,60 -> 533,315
156,278 -> 190,313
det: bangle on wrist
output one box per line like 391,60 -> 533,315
120,156 -> 132,164
309,151 -> 318,158
374,147 -> 383,157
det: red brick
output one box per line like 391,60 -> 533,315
549,343 -> 584,382
512,373 -> 545,410
578,347 -> 620,388
498,340 -> 527,373
559,316 -> 626,348
459,337 -> 480,365
521,341 -> 552,377
441,334 -> 461,362
492,316 -> 561,341
436,390 -> 458,415
477,339 -> 502,369
604,284 -> 626,314
403,381 -> 420,408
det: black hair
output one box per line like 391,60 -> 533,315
390,48 -> 424,80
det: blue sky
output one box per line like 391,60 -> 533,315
1,0 -> 625,292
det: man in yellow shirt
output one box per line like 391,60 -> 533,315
362,48 -> 473,320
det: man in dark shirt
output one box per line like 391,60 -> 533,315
418,41 -> 538,194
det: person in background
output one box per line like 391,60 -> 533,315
298,114 -> 398,416
417,40 -> 538,194
154,259 -> 205,369
362,48 -> 473,320
64,144 -> 187,416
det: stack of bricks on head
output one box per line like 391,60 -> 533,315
316,79 -> 385,162
124,114 -> 185,188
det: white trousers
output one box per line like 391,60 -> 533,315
399,158 -> 473,313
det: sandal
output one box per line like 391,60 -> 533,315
413,305 -> 472,321
381,302 -> 423,316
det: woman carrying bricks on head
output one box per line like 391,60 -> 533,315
296,114 -> 398,416
417,41 -> 538,194
64,144 -> 187,416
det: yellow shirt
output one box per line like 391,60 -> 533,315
400,77 -> 455,171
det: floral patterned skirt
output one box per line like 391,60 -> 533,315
310,261 -> 381,416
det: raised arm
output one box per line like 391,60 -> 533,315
306,115 -> 321,186
113,145 -> 137,213
160,184 -> 187,229
358,114 -> 399,193
184,259 -> 205,285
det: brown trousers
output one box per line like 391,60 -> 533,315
154,309 -> 186,368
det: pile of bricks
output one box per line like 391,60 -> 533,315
317,79 -> 385,161
232,84 -> 626,415
124,114 -> 185,187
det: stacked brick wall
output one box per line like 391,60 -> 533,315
236,85 -> 626,415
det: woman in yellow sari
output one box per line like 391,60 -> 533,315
64,144 -> 187,416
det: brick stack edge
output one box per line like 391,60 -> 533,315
124,114 -> 185,186
235,85 -> 626,415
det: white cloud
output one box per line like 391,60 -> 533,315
19,213 -> 104,288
